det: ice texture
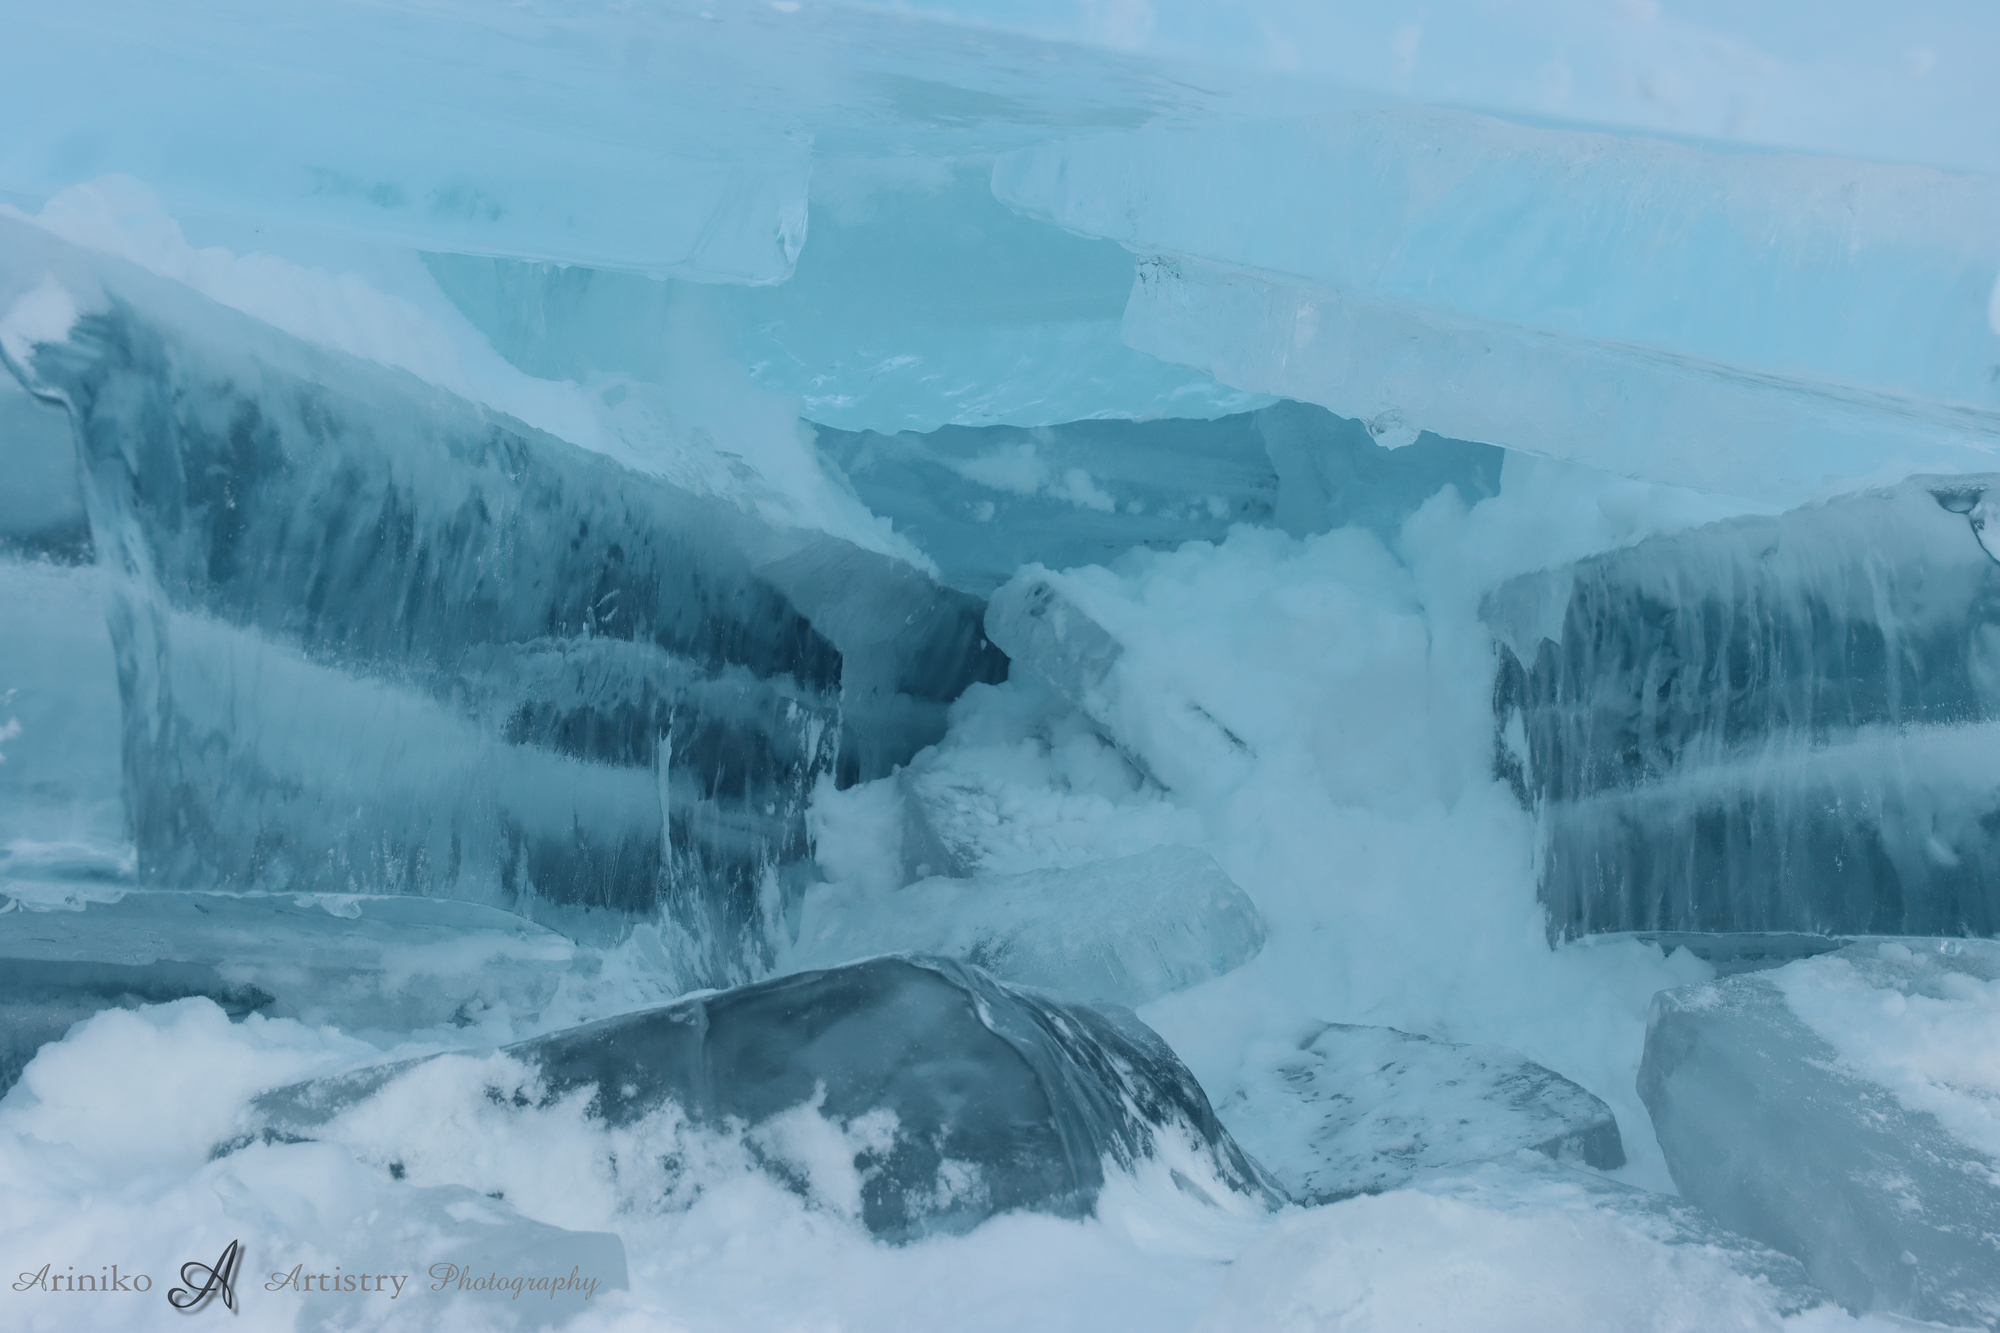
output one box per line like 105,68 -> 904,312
0,891 -> 580,1093
0,218 -> 1003,982
1640,940 -> 2000,1329
1488,473 -> 2000,940
0,375 -> 88,560
1219,1022 -> 1624,1205
986,573 -> 1253,796
424,163 -> 1263,439
783,847 -> 1266,1007
997,109 -> 2000,502
0,561 -> 125,878
816,403 -> 1498,596
1193,1155 -> 1836,1332
243,954 -> 1283,1242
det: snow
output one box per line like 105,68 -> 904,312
1772,941 -> 2000,1162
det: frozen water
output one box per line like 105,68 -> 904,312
1,1 -> 1994,1326
1194,1155 -> 1841,1333
242,954 -> 1283,1243
1219,1022 -> 1623,1205
1490,473 -> 2000,940
986,574 -> 1254,797
0,891 -> 584,1093
1,217 -> 1003,981
0,561 -> 125,875
782,847 -> 1266,1007
815,403 -> 1499,596
0,375 -> 87,560
423,163 -> 1264,438
999,108 -> 2000,502
1640,940 -> 2000,1329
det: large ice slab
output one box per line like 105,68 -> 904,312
928,2 -> 2000,180
1488,473 -> 2000,940
782,847 -> 1265,1007
0,217 -> 1001,981
1219,1022 -> 1623,1205
997,109 -> 2000,501
1640,940 -> 2000,1329
241,954 -> 1283,1242
424,163 -> 1264,439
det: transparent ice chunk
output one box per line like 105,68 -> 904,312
783,847 -> 1266,1007
1219,1023 -> 1624,1205
1640,940 -> 2000,1328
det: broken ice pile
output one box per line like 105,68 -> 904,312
0,217 -> 1004,987
1641,938 -> 2000,1329
1488,474 -> 2000,940
238,954 -> 1284,1242
1219,1022 -> 1624,1205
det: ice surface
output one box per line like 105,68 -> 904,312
0,891 -> 583,1093
424,163 -> 1263,438
1,218 -> 1007,981
816,403 -> 1499,596
919,2 -> 2000,180
782,847 -> 1266,1007
0,561 -> 125,876
0,376 -> 87,560
1640,940 -> 2000,1328
243,954 -> 1283,1243
1490,473 -> 2000,939
998,108 -> 2000,501
1218,1022 -> 1623,1205
1193,1155 -> 1841,1333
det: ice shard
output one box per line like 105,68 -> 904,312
783,847 -> 1266,1006
1487,473 -> 2000,940
1640,940 -> 2000,1329
0,218 -> 1002,983
1218,1022 -> 1624,1205
241,954 -> 1285,1242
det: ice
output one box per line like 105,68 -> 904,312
0,891 -> 585,1093
425,163 -> 1263,439
0,561 -> 125,873
986,572 -> 1257,796
1193,1155 -> 1843,1333
0,374 -> 87,560
0,217 -> 1002,983
1218,1022 -> 1623,1205
997,108 -> 2000,502
1640,940 -> 2000,1329
815,403 -> 1499,596
1489,473 -> 2000,939
919,3 -> 2000,179
240,954 -> 1283,1243
782,847 -> 1266,1007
